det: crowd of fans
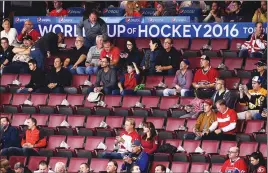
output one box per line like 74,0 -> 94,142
0,0 -> 267,173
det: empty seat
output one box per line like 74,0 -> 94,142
244,58 -> 261,71
183,38 -> 209,57
39,135 -> 66,157
0,93 -> 12,111
96,116 -> 124,137
90,158 -> 109,172
173,38 -> 189,50
11,113 -> 30,127
18,74 -> 31,86
47,114 -> 66,128
31,114 -> 49,127
105,137 -> 117,151
189,162 -> 209,173
133,96 -> 160,117
223,38 -> 246,57
225,77 -> 240,90
95,95 -> 122,116
210,57 -> 223,68
239,142 -> 258,157
165,139 -> 182,148
78,115 -> 105,136
146,117 -> 165,129
68,158 -> 88,172
152,96 -> 179,117
0,74 -> 18,92
21,94 -> 48,114
64,74 -> 89,94
158,118 -> 185,140
3,93 -> 30,113
171,162 -> 190,173
201,140 -> 220,154
183,140 -> 201,153
39,94 -> 67,114
219,141 -> 237,156
211,163 -> 223,173
76,136 -> 105,158
114,96 -> 141,116
224,58 -> 243,70
56,136 -> 85,158
58,94 -> 84,115
259,143 -> 267,158
203,39 -> 229,57
27,156 -> 47,172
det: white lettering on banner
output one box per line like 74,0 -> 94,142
127,28 -> 133,34
38,25 -> 52,36
243,27 -> 248,34
149,25 -> 160,37
224,25 -> 229,37
65,25 -> 72,37
248,27 -> 254,34
230,25 -> 238,37
204,25 -> 212,37
172,25 -> 181,37
52,24 -> 64,34
192,25 -> 202,37
183,25 -> 191,37
107,25 -> 116,37
213,24 -> 222,37
118,25 -> 126,37
138,25 -> 147,37
161,25 -> 171,37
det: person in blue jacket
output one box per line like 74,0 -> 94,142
0,117 -> 20,151
121,140 -> 149,173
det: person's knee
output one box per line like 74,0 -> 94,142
76,67 -> 85,74
86,67 -> 93,75
163,89 -> 170,96
245,111 -> 253,120
180,89 -> 188,97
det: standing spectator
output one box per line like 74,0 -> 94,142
202,99 -> 238,141
100,38 -> 121,68
238,76 -> 267,120
33,161 -> 54,173
48,1 -> 68,17
155,38 -> 180,75
192,55 -> 219,98
1,118 -> 46,157
88,57 -> 117,95
226,1 -> 244,22
124,1 -> 142,17
17,59 -> 46,93
102,118 -> 140,159
3,35 -> 33,74
76,10 -> 107,49
122,39 -> 142,67
106,160 -> 118,173
121,140 -> 149,173
17,20 -> 41,43
163,59 -> 193,96
248,152 -> 267,173
0,18 -> 17,45
14,162 -> 32,173
141,122 -> 158,154
212,78 -> 236,109
112,62 -> 140,96
221,147 -> 247,173
252,1 -> 267,22
247,60 -> 267,90
41,57 -> 71,93
239,22 -> 267,58
77,35 -> 103,75
0,37 -> 15,73
0,117 -> 20,150
64,36 -> 87,74
54,162 -> 66,173
203,2 -> 222,22
140,38 -> 162,75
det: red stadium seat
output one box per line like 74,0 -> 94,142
9,156 -> 26,169
204,39 -> 229,57
64,74 -> 89,94
165,139 -> 182,147
21,93 -> 48,114
171,162 -> 190,173
201,140 -> 220,154
133,96 -> 160,117
179,97 -> 195,105
185,119 -> 197,132
27,156 -> 47,172
239,142 -> 258,157
115,38 -> 127,50
224,58 -> 243,70
105,116 -> 124,129
219,141 -> 237,155
39,135 -> 66,157
18,74 -> 31,86
189,162 -> 209,173
11,113 -> 30,127
58,115 -> 85,135
56,136 -> 85,157
163,76 -> 174,88
183,38 -> 209,57
68,158 -> 88,172
210,163 -> 223,172
95,95 -> 122,116
244,58 -> 261,71
183,140 -> 201,153
76,136 -> 104,158
113,96 -> 141,116
31,114 -> 49,126
259,143 -> 267,158
210,57 -> 223,68
136,38 -> 150,50
225,77 -> 240,90
152,96 -> 179,117
0,93 -> 12,111
158,118 -> 185,140
39,94 -> 67,114
78,115 -> 105,136
3,93 -> 30,113
48,114 -> 66,128
131,116 -> 145,128
146,117 -> 165,129
0,74 -> 18,92
90,158 -> 108,172
173,38 -> 189,50
223,38 -> 246,58
58,94 -> 84,115
187,57 -> 200,69
49,157 -> 68,171
105,137 -> 116,151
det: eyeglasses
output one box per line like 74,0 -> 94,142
228,151 -> 237,154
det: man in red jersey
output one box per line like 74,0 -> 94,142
101,118 -> 140,159
192,55 -> 219,98
100,38 -> 121,68
17,20 -> 41,43
202,99 -> 238,141
221,146 -> 247,173
48,1 -> 68,17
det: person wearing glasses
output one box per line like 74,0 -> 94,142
221,146 -> 247,173
247,60 -> 267,90
17,20 -> 41,43
155,38 -> 180,75
0,18 -> 18,45
0,37 -> 15,74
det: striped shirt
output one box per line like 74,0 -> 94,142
216,108 -> 238,134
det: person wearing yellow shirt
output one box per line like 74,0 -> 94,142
252,1 -> 267,22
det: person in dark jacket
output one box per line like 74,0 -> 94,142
0,117 -> 20,150
39,57 -> 71,93
14,162 -> 32,173
248,152 -> 267,173
155,38 -> 181,75
247,60 -> 267,90
122,39 -> 142,67
0,37 -> 15,74
17,59 -> 45,93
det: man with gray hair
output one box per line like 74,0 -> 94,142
14,162 -> 32,173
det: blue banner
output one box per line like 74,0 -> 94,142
13,16 -> 267,38
178,7 -> 202,21
67,7 -> 85,16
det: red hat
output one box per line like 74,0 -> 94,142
203,99 -> 213,105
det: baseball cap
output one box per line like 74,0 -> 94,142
182,59 -> 190,66
203,99 -> 213,106
254,60 -> 267,67
200,55 -> 210,62
14,162 -> 24,169
132,140 -> 142,147
252,76 -> 264,84
22,35 -> 33,41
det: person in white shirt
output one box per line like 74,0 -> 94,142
0,18 -> 18,45
54,162 -> 66,173
34,160 -> 54,173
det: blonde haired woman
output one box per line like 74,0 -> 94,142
54,162 -> 67,173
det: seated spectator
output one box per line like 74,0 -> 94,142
121,140 -> 149,173
185,99 -> 216,140
141,122 -> 158,154
192,55 -> 219,98
130,165 -> 140,173
106,160 -> 118,173
34,161 -> 54,173
1,118 -> 46,157
88,57 -> 117,95
203,1 -> 222,22
102,118 -> 140,159
121,39 -> 142,68
238,76 -> 267,120
14,162 -> 32,173
124,1 -> 142,17
248,152 -> 267,173
180,96 -> 204,118
40,57 -> 71,93
140,38 -> 162,75
17,59 -> 46,93
221,147 -> 247,173
77,35 -> 103,75
163,59 -> 193,96
212,78 -> 236,109
239,22 -> 267,58
65,36 -> 87,74
0,18 -> 17,45
17,20 -> 41,43
252,1 -> 267,22
179,1 -> 207,11
202,99 -> 237,141
48,1 -> 68,16
0,159 -> 14,173
3,35 -> 33,74
0,117 -> 20,150
54,162 -> 66,173
155,164 -> 172,173
226,1 -> 244,22
0,37 -> 15,73
155,38 -> 180,75
100,38 -> 121,69
154,2 -> 177,16
112,62 -> 140,96
247,60 -> 267,89
79,163 -> 91,173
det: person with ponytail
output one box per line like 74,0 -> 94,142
248,152 -> 267,173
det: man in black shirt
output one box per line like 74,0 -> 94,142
247,60 -> 267,90
17,59 -> 45,93
155,38 -> 180,75
0,37 -> 15,74
40,57 -> 71,93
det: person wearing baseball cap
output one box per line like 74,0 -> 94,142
247,59 -> 267,90
163,59 -> 193,97
238,76 -> 267,120
14,162 -> 32,173
192,55 -> 219,98
121,140 -> 149,173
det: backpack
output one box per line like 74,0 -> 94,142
157,143 -> 177,154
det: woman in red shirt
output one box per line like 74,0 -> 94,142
141,122 -> 158,154
124,1 -> 142,17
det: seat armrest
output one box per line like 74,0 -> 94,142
112,106 -> 122,109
